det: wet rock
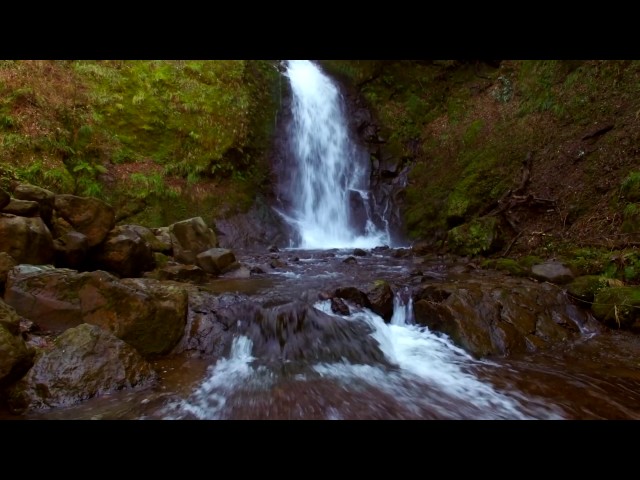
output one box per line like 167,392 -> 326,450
0,252 -> 17,292
89,277 -> 188,357
0,299 -> 34,388
53,231 -> 89,269
353,248 -> 367,257
331,297 -> 350,315
348,191 -> 369,235
152,264 -> 209,283
6,323 -> 158,413
2,199 -> 40,217
214,197 -> 290,251
412,273 -> 601,357
53,194 -> 115,247
171,289 -> 247,357
5,268 -> 188,356
3,267 -> 95,333
196,248 -> 236,275
168,217 -> 218,265
91,225 -> 156,278
0,214 -> 54,265
270,258 -> 287,269
334,286 -> 371,309
343,256 -> 358,264
411,240 -> 434,256
530,261 -> 575,285
0,187 -> 9,210
127,224 -> 172,254
13,184 -> 55,226
364,280 -> 394,322
151,227 -> 173,254
235,300 -> 391,368
392,248 -> 411,258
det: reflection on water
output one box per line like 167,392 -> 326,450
202,276 -> 280,295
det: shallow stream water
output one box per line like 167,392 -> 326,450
7,247 -> 639,421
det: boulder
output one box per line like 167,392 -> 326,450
13,183 -> 55,226
0,299 -> 34,387
195,248 -> 236,274
91,225 -> 156,278
1,199 -> 40,217
168,217 -> 217,265
6,323 -> 158,413
53,194 -> 115,247
0,214 -> 54,265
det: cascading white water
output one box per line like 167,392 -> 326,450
164,295 -> 564,420
281,60 -> 390,249
312,299 -> 564,420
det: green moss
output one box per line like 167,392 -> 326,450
519,255 -> 544,269
592,286 -> 640,329
621,202 -> 640,233
566,275 -> 610,305
517,60 -> 566,116
620,172 -> 640,202
463,119 -> 484,147
563,247 -> 611,276
447,216 -> 503,257
482,258 -> 529,276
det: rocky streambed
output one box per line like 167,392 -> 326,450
2,246 -> 639,420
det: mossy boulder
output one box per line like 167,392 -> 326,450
482,258 -> 529,277
566,275 -> 612,306
447,216 -> 504,257
592,286 -> 640,331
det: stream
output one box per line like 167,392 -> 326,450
11,247 -> 640,420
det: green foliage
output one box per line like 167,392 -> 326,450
564,247 -> 640,283
129,172 -> 178,200
447,216 -> 502,257
620,171 -> 640,202
320,61 -> 386,85
481,258 -> 529,276
517,61 -> 566,116
621,202 -> 640,233
0,114 -> 15,129
519,255 -> 544,269
69,60 -> 280,191
445,148 -> 505,226
0,60 -> 281,224
463,119 -> 484,146
71,160 -> 106,196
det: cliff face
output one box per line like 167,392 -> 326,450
321,60 -> 640,279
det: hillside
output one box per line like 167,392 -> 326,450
0,60 -> 281,226
322,60 -> 640,282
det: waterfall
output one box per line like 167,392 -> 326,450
278,60 -> 390,249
